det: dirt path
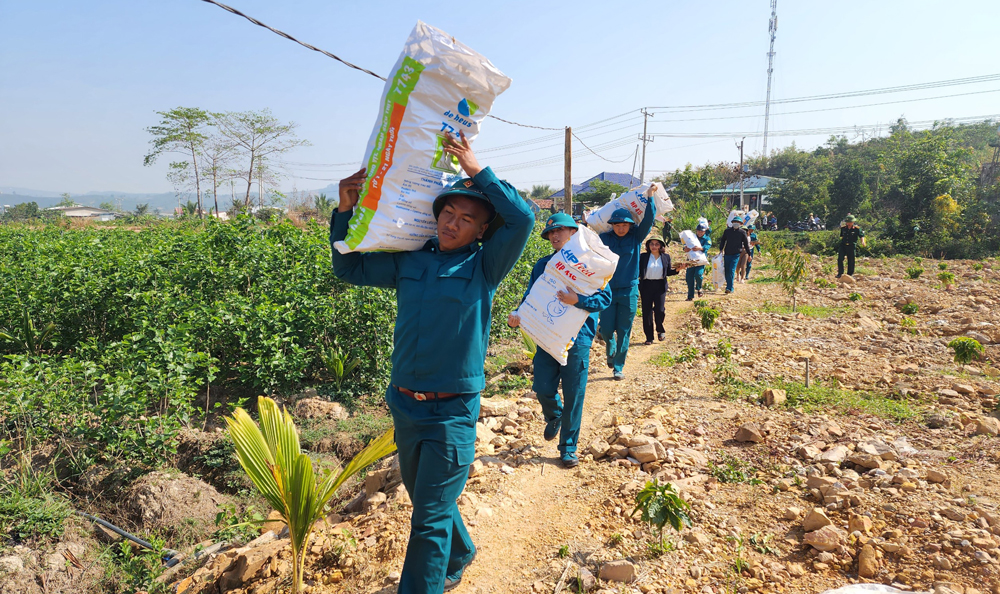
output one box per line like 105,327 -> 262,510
457,290 -> 696,594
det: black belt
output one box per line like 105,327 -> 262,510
393,386 -> 461,401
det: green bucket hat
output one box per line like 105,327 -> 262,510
844,214 -> 856,222
541,212 -> 578,239
432,178 -> 504,240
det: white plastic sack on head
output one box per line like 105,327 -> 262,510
726,210 -> 744,228
585,188 -> 652,234
744,209 -> 759,226
334,21 -> 511,254
679,230 -> 708,266
697,217 -> 710,230
711,253 -> 725,286
515,226 -> 619,365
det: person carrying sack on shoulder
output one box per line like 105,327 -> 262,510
639,237 -> 685,344
330,131 -> 534,594
598,185 -> 658,380
837,214 -> 866,278
508,213 -> 611,469
683,223 -> 711,301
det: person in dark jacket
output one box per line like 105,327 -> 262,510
331,131 -> 534,594
717,218 -> 751,294
639,238 -> 684,344
837,214 -> 866,277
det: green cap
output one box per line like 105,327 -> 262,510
541,212 -> 578,239
432,178 -> 504,240
845,214 -> 856,222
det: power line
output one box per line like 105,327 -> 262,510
198,0 -> 560,131
645,73 -> 1000,113
572,132 -> 637,163
648,88 -> 1000,124
647,113 -> 1000,139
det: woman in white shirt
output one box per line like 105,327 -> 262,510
638,238 -> 685,345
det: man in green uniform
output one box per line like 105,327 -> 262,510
331,131 -> 533,593
508,213 -> 611,468
837,214 -> 866,277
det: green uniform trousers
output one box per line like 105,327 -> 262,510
386,385 -> 477,594
532,341 -> 591,455
837,244 -> 856,276
599,288 -> 638,374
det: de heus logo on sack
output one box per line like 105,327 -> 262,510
441,98 -> 477,133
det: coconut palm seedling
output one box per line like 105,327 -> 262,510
520,328 -> 537,359
321,345 -> 361,392
948,337 -> 984,366
226,397 -> 396,594
0,309 -> 56,356
633,480 -> 691,556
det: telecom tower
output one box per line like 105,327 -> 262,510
762,0 -> 778,159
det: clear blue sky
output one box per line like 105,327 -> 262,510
2,0 -> 999,197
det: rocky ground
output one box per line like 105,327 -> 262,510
5,253 -> 1000,594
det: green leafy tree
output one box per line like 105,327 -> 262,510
830,159 -> 871,224
632,480 -> 691,554
774,248 -> 809,311
1,202 -> 41,222
144,107 -> 212,218
56,193 -> 75,207
529,184 -> 553,200
575,179 -> 628,209
947,337 -> 984,366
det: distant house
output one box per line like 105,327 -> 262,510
527,198 -> 554,214
700,176 -> 784,210
45,205 -> 117,221
548,172 -> 642,200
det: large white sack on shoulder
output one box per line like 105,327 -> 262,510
697,217 -> 710,230
585,189 -> 651,234
335,21 -> 511,254
647,182 -> 673,221
712,253 -> 725,286
515,272 -> 590,365
515,226 -> 619,364
679,230 -> 708,265
744,209 -> 759,226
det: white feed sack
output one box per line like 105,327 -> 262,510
679,230 -> 709,266
334,21 -> 511,254
515,226 -> 619,365
726,209 -> 744,228
711,253 -> 725,286
585,183 -> 672,235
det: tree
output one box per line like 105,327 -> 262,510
830,159 -> 871,224
1,202 -> 40,222
575,180 -> 627,209
144,107 -> 212,218
314,194 -> 334,221
214,109 -> 309,211
200,135 -> 236,216
134,203 -> 150,216
57,193 -> 75,207
529,184 -> 553,200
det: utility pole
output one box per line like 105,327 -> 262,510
564,127 -> 573,214
738,137 -> 746,209
638,108 -> 654,184
762,0 -> 778,160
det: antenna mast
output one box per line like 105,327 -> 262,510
762,0 -> 778,160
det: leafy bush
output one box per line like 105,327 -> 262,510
973,263 -> 984,271
814,278 -> 836,288
709,453 -> 762,485
632,480 -> 691,555
938,271 -> 956,286
901,302 -> 919,315
773,249 -> 808,312
900,317 -> 917,334
698,307 -> 720,331
938,262 -> 948,270
848,292 -> 862,301
948,337 -> 984,365
906,266 -> 924,279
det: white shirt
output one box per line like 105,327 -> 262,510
645,255 -> 665,280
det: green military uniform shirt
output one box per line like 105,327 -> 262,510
840,225 -> 865,248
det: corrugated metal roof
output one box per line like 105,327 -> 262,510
549,172 -> 642,198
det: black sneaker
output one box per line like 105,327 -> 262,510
444,551 -> 477,591
543,416 -> 561,441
